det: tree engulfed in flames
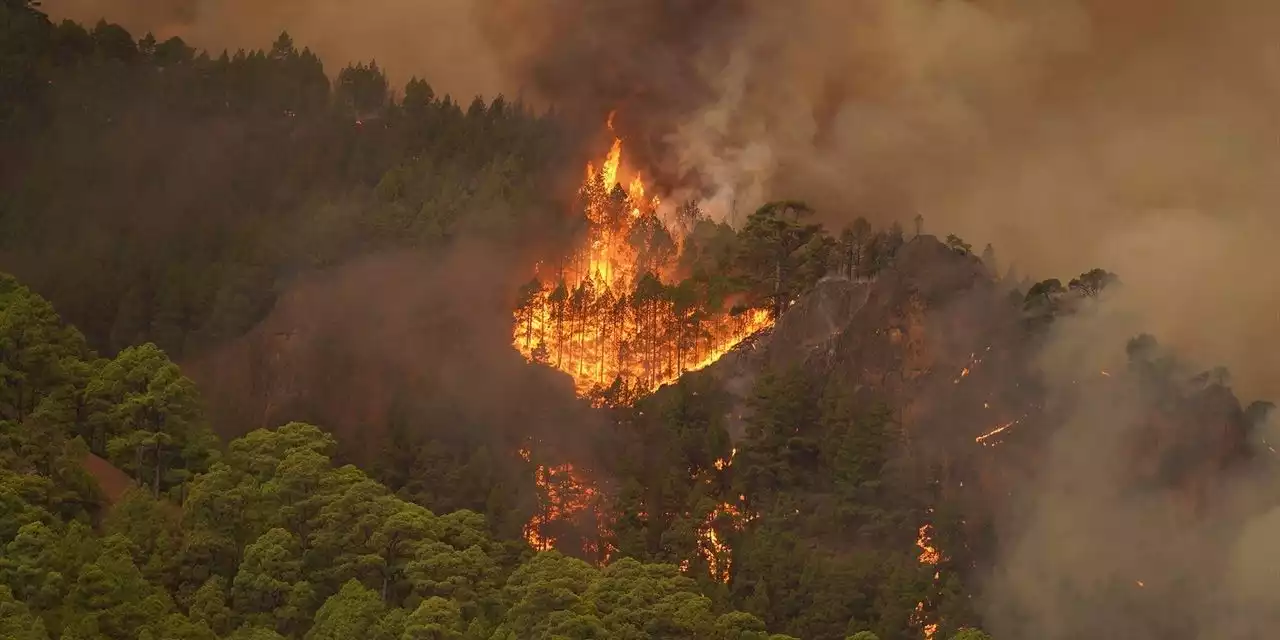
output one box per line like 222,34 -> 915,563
519,448 -> 599,552
696,449 -> 754,582
511,115 -> 773,396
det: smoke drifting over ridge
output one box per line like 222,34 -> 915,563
479,1 -> 1280,636
982,296 -> 1280,640
475,0 -> 1280,397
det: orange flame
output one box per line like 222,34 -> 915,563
514,115 -> 775,562
714,448 -> 737,471
975,420 -> 1017,445
952,347 -> 990,384
693,451 -> 753,583
521,449 -> 604,556
913,522 -> 942,640
916,524 -> 941,566
699,502 -> 740,582
512,116 -> 774,395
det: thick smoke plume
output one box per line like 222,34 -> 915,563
475,0 -> 1280,403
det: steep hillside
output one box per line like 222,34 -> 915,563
681,234 -> 1276,639
707,234 -> 1026,437
184,249 -> 605,541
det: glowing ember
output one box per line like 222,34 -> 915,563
512,114 -> 774,396
916,524 -> 941,565
975,420 -> 1017,445
691,450 -> 752,582
714,448 -> 737,471
952,348 -> 990,384
975,410 -> 1032,447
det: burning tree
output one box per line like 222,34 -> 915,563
511,114 -> 788,577
511,117 -> 774,397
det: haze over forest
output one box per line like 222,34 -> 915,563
2,1 -> 1279,639
42,0 -> 1280,403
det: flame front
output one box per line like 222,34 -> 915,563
512,115 -> 774,396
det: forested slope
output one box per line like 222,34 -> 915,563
4,2 -> 1277,639
1,0 -> 572,362
0,271 -> 813,639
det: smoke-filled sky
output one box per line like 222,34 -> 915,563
46,0 -> 1280,404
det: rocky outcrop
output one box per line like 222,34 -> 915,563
704,235 -> 1029,452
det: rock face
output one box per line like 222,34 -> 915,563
708,231 -> 1260,457
705,235 -> 1029,452
698,235 -> 1271,594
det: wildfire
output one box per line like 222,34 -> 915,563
513,115 -> 774,579
699,501 -> 747,583
974,407 -> 1036,447
975,420 -> 1017,446
519,447 -> 604,556
916,523 -> 941,566
511,114 -> 774,396
913,522 -> 942,640
714,448 -> 737,471
696,446 -> 753,583
952,348 -> 990,384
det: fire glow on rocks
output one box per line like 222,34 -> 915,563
512,116 -> 769,581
